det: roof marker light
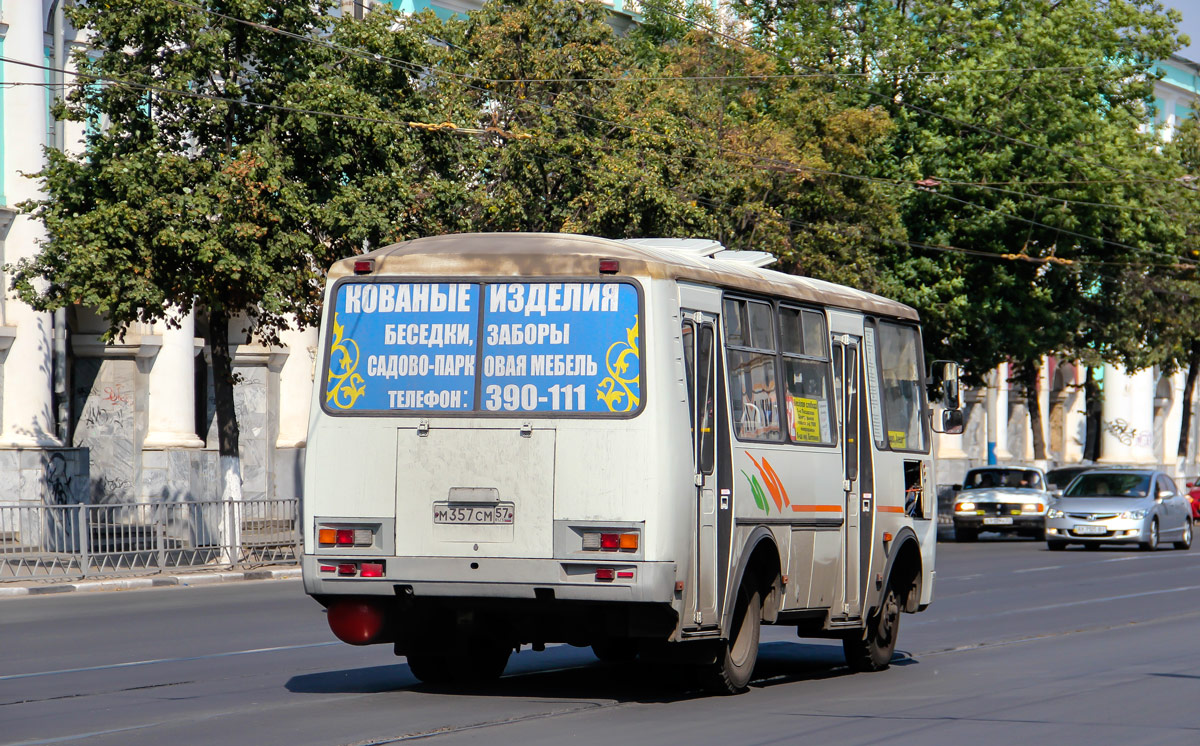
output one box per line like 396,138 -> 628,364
598,259 -> 620,274
353,259 -> 375,275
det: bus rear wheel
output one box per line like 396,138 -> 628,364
843,581 -> 901,672
405,639 -> 511,687
700,574 -> 762,695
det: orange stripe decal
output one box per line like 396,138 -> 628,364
878,506 -> 906,514
790,504 -> 844,513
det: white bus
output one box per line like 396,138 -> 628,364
303,233 -> 961,693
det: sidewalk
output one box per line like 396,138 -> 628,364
0,566 -> 301,598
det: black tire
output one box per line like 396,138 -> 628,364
406,639 -> 511,687
699,575 -> 762,694
1047,541 -> 1067,551
1140,518 -> 1160,552
1174,519 -> 1192,550
591,638 -> 639,663
843,581 -> 901,672
405,651 -> 455,686
955,527 -> 978,543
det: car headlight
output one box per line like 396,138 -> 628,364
1119,509 -> 1147,520
955,502 -> 976,512
1048,508 -> 1066,519
1022,503 -> 1043,513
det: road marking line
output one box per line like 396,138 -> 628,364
1013,565 -> 1063,573
0,641 -> 340,681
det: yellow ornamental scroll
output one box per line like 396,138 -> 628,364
597,315 -> 640,413
325,313 -> 366,410
792,397 -> 822,442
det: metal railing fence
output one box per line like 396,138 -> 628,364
0,498 -> 300,582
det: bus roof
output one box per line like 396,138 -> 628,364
328,232 -> 919,322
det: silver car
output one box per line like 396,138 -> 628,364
952,466 -> 1051,541
1045,469 -> 1194,551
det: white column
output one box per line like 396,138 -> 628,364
1160,370 -> 1186,474
993,363 -> 1012,461
1061,364 -> 1087,463
276,324 -> 318,448
0,1 -> 59,447
143,307 -> 203,448
1098,364 -> 1156,464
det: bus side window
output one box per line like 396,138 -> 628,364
698,323 -> 716,474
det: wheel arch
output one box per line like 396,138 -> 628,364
878,527 -> 923,614
722,526 -> 783,632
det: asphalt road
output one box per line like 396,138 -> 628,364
4,537 -> 1200,746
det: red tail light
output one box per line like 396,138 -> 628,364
336,529 -> 354,545
360,562 -> 384,578
600,533 -> 619,550
595,568 -> 615,581
337,563 -> 357,576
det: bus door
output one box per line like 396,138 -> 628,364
682,310 -> 719,628
832,334 -> 862,618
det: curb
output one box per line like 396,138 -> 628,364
0,567 -> 302,597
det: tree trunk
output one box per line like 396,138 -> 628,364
1178,343 -> 1200,459
1019,360 -> 1046,461
1084,366 -> 1102,462
209,309 -> 243,564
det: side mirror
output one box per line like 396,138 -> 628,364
1052,489 -> 1063,498
939,407 -> 964,434
1157,490 -> 1172,501
931,360 -> 961,409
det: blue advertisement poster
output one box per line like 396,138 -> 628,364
325,282 -> 480,412
480,282 -> 640,413
324,280 -> 641,414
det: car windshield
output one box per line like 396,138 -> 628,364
1046,468 -> 1087,490
1063,473 -> 1151,498
962,468 -> 1043,490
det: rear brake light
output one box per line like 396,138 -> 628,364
360,562 -> 384,578
600,533 -> 619,550
336,529 -> 354,545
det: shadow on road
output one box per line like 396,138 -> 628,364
284,640 -> 908,701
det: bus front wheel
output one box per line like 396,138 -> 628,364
700,574 -> 762,694
843,580 -> 901,672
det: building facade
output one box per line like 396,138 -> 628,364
2,3 -> 1199,508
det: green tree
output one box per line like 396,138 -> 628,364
737,0 -> 1189,459
9,0 -> 470,500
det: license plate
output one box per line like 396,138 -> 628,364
433,503 -> 514,525
983,516 -> 1013,525
1073,524 -> 1107,535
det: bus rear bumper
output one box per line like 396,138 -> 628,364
302,555 -> 678,604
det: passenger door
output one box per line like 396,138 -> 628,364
682,310 -> 720,628
832,334 -> 863,618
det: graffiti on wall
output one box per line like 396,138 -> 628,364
1102,418 -> 1153,449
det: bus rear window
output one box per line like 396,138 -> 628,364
323,280 -> 642,415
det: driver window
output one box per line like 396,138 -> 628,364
1157,476 -> 1177,496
